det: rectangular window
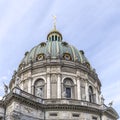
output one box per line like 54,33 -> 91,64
66,87 -> 71,98
49,113 -> 57,116
72,113 -> 79,117
92,116 -> 97,120
52,35 -> 54,41
55,35 -> 57,41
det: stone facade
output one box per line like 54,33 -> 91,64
0,27 -> 119,120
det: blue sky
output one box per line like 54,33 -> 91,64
0,0 -> 120,117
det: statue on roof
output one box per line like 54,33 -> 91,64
3,83 -> 8,95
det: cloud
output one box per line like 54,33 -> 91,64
0,76 -> 7,81
0,84 -> 4,97
100,80 -> 120,116
0,0 -> 120,117
0,0 -> 36,41
0,70 -> 13,82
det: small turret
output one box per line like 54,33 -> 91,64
47,16 -> 63,41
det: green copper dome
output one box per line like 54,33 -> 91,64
20,29 -> 90,67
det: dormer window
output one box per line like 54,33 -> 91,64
36,53 -> 45,61
63,53 -> 71,60
40,42 -> 46,47
62,41 -> 68,46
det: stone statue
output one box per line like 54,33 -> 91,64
108,101 -> 113,107
36,88 -> 43,97
101,95 -> 105,105
15,76 -> 20,88
3,83 -> 8,95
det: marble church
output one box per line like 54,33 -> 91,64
0,22 -> 119,120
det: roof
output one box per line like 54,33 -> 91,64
19,29 -> 91,69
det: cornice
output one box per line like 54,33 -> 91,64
2,90 -> 118,119
3,91 -> 101,113
0,100 -> 4,107
18,60 -> 100,83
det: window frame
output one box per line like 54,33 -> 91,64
34,79 -> 45,98
63,78 -> 74,99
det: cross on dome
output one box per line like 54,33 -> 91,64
47,16 -> 63,41
53,15 -> 56,30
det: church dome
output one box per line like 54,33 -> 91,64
3,22 -> 119,120
20,29 -> 91,68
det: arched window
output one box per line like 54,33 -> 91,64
55,35 -> 57,41
63,78 -> 74,99
49,37 -> 51,41
89,86 -> 96,103
34,79 -> 45,98
52,35 -> 54,41
58,36 -> 60,41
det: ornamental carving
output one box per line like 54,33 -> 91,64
51,67 -> 60,73
51,74 -> 57,83
14,103 -> 19,110
23,106 -> 33,114
80,72 -> 88,79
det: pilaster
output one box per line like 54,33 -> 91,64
47,74 -> 50,99
85,80 -> 89,101
95,88 -> 98,104
57,74 -> 61,98
77,77 -> 81,100
28,77 -> 32,94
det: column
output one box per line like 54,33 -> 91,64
102,115 -> 105,120
85,80 -> 89,101
28,77 -> 32,94
77,77 -> 81,100
95,89 -> 98,104
21,81 -> 24,90
57,74 -> 61,98
74,83 -> 77,99
47,74 -> 50,99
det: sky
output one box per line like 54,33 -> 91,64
0,0 -> 120,118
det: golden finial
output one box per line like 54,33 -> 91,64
53,15 -> 56,30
